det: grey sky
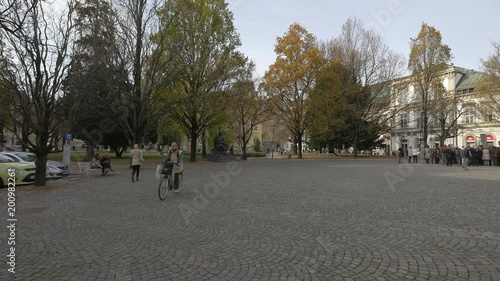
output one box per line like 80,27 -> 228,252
227,0 -> 500,77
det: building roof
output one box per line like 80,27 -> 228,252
454,66 -> 485,90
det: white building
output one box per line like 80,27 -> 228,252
388,66 -> 500,152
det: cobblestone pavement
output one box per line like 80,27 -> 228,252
1,159 -> 499,280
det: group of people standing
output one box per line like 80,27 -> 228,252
398,144 -> 500,169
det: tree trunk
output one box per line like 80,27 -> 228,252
423,101 -> 428,147
292,137 -> 297,155
34,152 -> 48,186
190,131 -> 198,162
85,141 -> 94,161
0,122 -> 4,151
352,137 -> 359,158
297,133 -> 303,159
54,135 -> 60,152
201,131 -> 207,158
21,121 -> 29,152
241,146 -> 247,160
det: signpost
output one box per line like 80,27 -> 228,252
63,133 -> 73,166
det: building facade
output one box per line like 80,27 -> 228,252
388,66 -> 500,152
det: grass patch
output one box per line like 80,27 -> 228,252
46,151 -> 205,164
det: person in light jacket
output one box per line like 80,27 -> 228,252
130,144 -> 144,182
482,146 -> 491,166
163,142 -> 184,194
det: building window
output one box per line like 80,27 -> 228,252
416,113 -> 425,129
469,88 -> 474,93
464,109 -> 474,124
400,113 -> 409,128
484,108 -> 493,122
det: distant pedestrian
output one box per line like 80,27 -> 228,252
412,147 -> 418,163
398,147 -> 404,163
445,147 -> 455,167
424,146 -> 430,164
130,144 -> 144,182
482,146 -> 491,166
408,146 -> 413,163
461,147 -> 471,170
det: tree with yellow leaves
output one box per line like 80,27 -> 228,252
261,23 -> 325,159
408,23 -> 453,146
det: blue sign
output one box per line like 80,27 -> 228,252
65,133 -> 73,141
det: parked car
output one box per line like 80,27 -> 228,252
0,154 -> 36,188
2,152 -> 69,177
3,144 -> 18,152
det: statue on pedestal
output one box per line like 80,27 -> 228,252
213,132 -> 229,154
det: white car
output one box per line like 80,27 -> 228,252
1,152 -> 64,179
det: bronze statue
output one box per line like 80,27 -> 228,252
214,132 -> 229,154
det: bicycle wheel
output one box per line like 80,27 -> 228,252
158,175 -> 171,201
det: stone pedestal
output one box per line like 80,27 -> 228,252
207,153 -> 237,162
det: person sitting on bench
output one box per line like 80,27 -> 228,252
100,154 -> 113,175
91,154 -> 102,169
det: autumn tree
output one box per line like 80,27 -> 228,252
155,0 -> 246,162
477,41 -> 500,121
408,23 -> 452,146
261,23 -> 324,159
2,0 -> 75,186
325,18 -> 405,157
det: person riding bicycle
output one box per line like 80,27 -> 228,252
162,142 -> 184,194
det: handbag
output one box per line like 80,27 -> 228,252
155,164 -> 163,179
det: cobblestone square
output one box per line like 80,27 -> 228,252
1,158 -> 500,280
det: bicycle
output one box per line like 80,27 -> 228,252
158,162 -> 183,201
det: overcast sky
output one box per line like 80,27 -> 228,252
227,0 -> 500,77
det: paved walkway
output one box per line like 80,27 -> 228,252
1,159 -> 499,280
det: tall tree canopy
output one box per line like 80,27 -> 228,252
325,18 -> 405,156
64,0 -> 130,159
155,0 -> 246,162
2,0 -> 76,186
477,41 -> 500,121
408,22 -> 452,146
261,23 -> 324,159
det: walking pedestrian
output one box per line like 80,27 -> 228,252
130,144 -> 144,182
398,147 -> 404,163
408,146 -> 413,163
461,146 -> 471,170
424,145 -> 430,164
